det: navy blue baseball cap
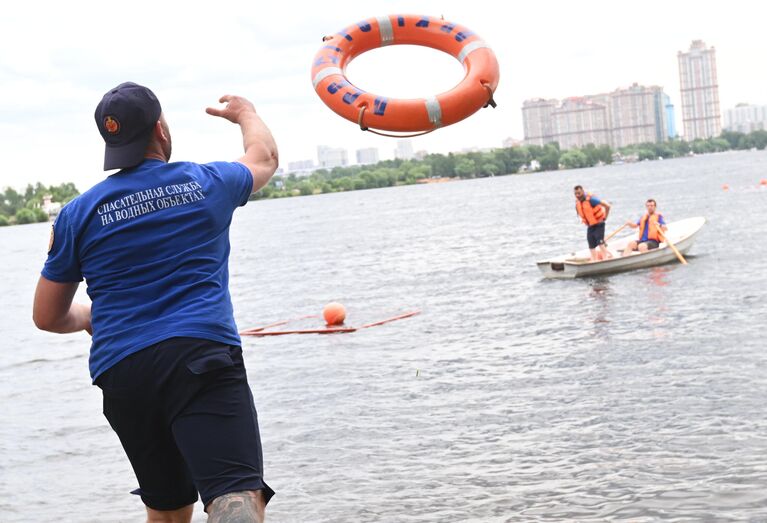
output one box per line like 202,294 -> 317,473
95,82 -> 162,170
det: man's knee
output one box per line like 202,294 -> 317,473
207,490 -> 266,523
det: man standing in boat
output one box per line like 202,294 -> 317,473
622,198 -> 668,256
574,185 -> 612,261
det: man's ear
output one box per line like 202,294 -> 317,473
155,120 -> 167,141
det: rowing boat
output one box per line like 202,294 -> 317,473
536,216 -> 706,279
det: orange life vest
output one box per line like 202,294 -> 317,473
575,194 -> 606,226
638,213 -> 663,241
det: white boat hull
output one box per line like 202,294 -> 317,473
537,217 -> 706,279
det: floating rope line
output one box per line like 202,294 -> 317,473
240,310 -> 420,337
239,315 -> 318,335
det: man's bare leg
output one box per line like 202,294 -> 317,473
207,490 -> 266,523
623,240 -> 638,257
146,504 -> 194,523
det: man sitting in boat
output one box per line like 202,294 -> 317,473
622,199 -> 668,256
574,185 -> 612,261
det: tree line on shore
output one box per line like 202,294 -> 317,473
254,129 -> 767,200
0,182 -> 80,226
2,129 -> 765,225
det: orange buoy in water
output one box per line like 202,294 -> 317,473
240,310 -> 421,336
323,302 -> 347,326
760,179 -> 767,186
311,14 -> 499,134
722,184 -> 729,191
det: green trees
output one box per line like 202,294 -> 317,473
427,153 -> 456,178
581,144 -> 613,165
494,147 -> 530,174
247,129 -> 766,201
537,144 -> 561,172
454,158 -> 476,178
559,149 -> 590,169
14,208 -> 38,224
0,182 -> 80,226
297,181 -> 314,196
0,187 -> 23,217
749,130 -> 767,149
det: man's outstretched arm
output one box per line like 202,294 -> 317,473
206,95 -> 279,193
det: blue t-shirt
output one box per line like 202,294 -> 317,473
42,159 -> 253,380
637,213 -> 667,242
588,196 -> 602,207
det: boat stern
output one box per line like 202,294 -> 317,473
537,259 -> 578,279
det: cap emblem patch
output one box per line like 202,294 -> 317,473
104,116 -> 120,135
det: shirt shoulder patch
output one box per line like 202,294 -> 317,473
48,224 -> 55,253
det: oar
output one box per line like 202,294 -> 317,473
604,223 -> 628,244
655,224 -> 687,265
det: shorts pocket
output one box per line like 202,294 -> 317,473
186,351 -> 234,375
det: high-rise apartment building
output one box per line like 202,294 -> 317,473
551,97 -> 611,149
317,145 -> 348,169
394,139 -> 414,160
664,94 -> 677,139
522,99 -> 558,146
678,40 -> 721,140
609,84 -> 668,148
356,147 -> 380,165
723,104 -> 767,133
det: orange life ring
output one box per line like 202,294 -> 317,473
311,15 -> 499,133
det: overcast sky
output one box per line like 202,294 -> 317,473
1,0 -> 765,192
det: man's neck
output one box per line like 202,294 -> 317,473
144,152 -> 167,162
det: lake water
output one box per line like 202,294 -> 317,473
1,150 -> 766,522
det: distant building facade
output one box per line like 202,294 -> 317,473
609,84 -> 669,148
678,40 -> 721,140
502,137 -> 523,148
287,160 -> 315,173
41,195 -> 62,217
317,145 -> 348,169
552,96 -> 611,149
523,84 -> 672,149
356,147 -> 379,165
521,98 -> 557,146
664,94 -> 677,139
723,104 -> 767,133
394,139 -> 414,160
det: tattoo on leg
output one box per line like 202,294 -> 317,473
207,491 -> 264,523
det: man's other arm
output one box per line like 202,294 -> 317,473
600,201 -> 611,220
33,277 -> 92,334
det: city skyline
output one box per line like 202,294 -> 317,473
1,0 -> 766,191
521,83 -> 674,150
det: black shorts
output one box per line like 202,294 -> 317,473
95,337 -> 274,511
586,222 -> 606,249
639,239 -> 660,250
